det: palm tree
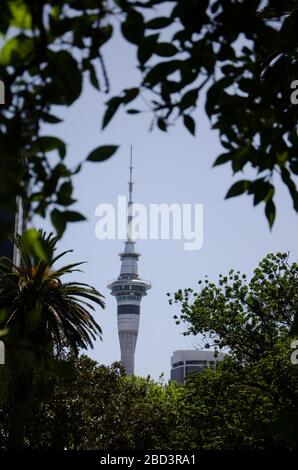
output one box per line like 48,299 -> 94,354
0,229 -> 105,449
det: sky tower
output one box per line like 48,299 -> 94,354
107,148 -> 151,375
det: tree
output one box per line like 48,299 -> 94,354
1,356 -> 179,450
169,252 -> 298,361
1,274 -> 298,451
168,252 -> 298,448
0,229 -> 104,449
1,347 -> 297,450
1,0 -> 298,241
0,0 -> 121,240
258,0 -> 298,72
171,342 -> 298,449
103,0 -> 298,227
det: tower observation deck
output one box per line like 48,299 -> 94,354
107,148 -> 151,375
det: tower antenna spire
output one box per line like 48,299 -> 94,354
129,144 -> 133,204
127,145 -> 134,240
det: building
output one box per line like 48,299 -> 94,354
0,200 -> 24,262
170,349 -> 227,384
107,149 -> 151,375
0,208 -> 14,259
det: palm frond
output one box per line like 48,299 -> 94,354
0,230 -> 105,359
49,262 -> 87,278
52,249 -> 74,264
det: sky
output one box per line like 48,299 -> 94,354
38,26 -> 298,381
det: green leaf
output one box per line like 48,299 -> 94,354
22,229 -> 52,264
121,11 -> 144,45
231,146 -> 250,173
42,113 -> 63,124
51,209 -> 67,238
179,88 -> 199,112
0,327 -> 9,338
138,34 -> 159,65
157,118 -> 167,132
63,211 -> 86,222
87,145 -> 119,162
46,51 -> 82,106
9,0 -> 32,29
30,136 -> 66,159
183,115 -> 196,136
0,34 -> 33,66
126,109 -> 140,114
155,43 -> 178,57
225,180 -> 250,199
57,182 -> 74,206
88,63 -> 100,90
280,167 -> 298,212
102,97 -> 122,129
50,210 -> 86,237
213,152 -> 232,167
290,161 -> 298,175
144,60 -> 182,86
146,17 -> 173,29
265,199 -> 276,229
123,88 -> 139,104
250,179 -> 273,206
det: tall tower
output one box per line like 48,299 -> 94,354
107,148 -> 151,375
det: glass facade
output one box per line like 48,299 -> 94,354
171,357 -> 218,384
117,295 -> 142,301
0,208 -> 14,259
117,304 -> 140,315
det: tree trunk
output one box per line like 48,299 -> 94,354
6,344 -> 34,450
7,370 -> 33,449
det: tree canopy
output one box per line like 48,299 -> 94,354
0,0 -> 120,238
1,0 -> 298,242
0,251 -> 297,450
169,252 -> 298,360
0,229 -> 104,448
167,252 -> 298,448
103,0 -> 298,227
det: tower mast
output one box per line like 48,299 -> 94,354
127,145 -> 133,241
129,145 -> 133,204
107,147 -> 151,375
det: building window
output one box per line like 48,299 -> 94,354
172,361 -> 183,368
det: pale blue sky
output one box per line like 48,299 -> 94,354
39,28 -> 298,380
